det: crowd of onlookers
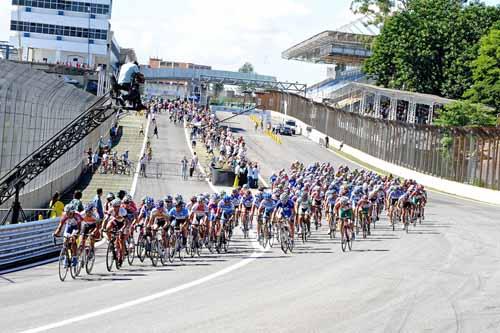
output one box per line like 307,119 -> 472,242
185,103 -> 261,188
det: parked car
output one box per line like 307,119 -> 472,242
284,120 -> 297,135
273,123 -> 293,136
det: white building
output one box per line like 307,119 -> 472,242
9,0 -> 119,69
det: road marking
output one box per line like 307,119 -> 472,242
20,242 -> 264,333
130,114 -> 151,197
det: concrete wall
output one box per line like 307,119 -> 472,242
0,59 -> 113,210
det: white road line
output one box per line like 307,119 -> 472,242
20,247 -> 264,333
130,114 -> 151,198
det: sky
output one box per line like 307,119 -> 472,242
1,0 -> 499,85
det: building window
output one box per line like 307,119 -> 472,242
11,20 -> 108,40
11,0 -> 110,15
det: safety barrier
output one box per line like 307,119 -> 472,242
248,115 -> 282,145
0,218 -> 62,270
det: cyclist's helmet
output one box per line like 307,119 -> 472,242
174,194 -> 183,203
156,200 -> 164,208
362,195 -> 368,200
197,195 -> 204,202
106,192 -> 115,200
242,184 -> 249,190
122,195 -> 132,204
64,204 -> 75,213
111,198 -> 122,207
279,193 -> 288,203
164,195 -> 173,203
263,192 -> 272,200
84,203 -> 94,212
223,195 -> 231,202
190,195 -> 197,202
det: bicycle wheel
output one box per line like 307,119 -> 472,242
127,237 -> 135,266
280,229 -> 288,254
362,219 -> 367,239
341,230 -> 347,252
168,236 -> 176,263
186,234 -> 193,257
150,239 -> 159,267
348,233 -> 353,251
222,232 -> 229,253
207,235 -> 214,253
85,247 -> 95,275
158,239 -> 167,266
137,237 -> 146,263
196,239 -> 202,257
268,225 -> 275,248
58,247 -> 69,282
75,248 -> 84,277
106,242 -> 115,272
178,238 -> 184,261
301,225 -> 307,244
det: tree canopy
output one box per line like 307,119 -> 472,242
362,0 -> 500,99
464,23 -> 500,112
434,101 -> 497,127
238,62 -> 254,73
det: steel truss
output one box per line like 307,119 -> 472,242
199,75 -> 307,96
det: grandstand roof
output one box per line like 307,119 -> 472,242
282,17 -> 379,65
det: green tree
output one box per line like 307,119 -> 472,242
238,62 -> 254,73
212,82 -> 224,97
464,23 -> 500,111
363,0 -> 500,99
350,0 -> 409,25
434,101 -> 497,127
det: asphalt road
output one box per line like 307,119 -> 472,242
1,112 -> 500,333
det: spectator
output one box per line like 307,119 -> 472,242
140,154 -> 147,177
70,190 -> 84,212
181,156 -> 188,180
251,163 -> 260,188
325,136 -> 329,149
91,150 -> 100,172
93,188 -> 104,220
139,124 -> 144,136
153,124 -> 159,138
238,162 -> 248,186
190,153 -> 198,177
48,192 -> 64,218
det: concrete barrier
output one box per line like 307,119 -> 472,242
271,111 -> 500,205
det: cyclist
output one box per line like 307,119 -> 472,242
397,192 -> 412,229
274,193 -> 295,245
356,195 -> 372,236
53,204 -> 82,267
258,192 -> 276,241
169,199 -> 190,247
295,192 -> 312,236
79,203 -> 99,255
230,189 -> 241,227
105,204 -> 128,264
239,189 -> 254,231
216,195 -> 235,239
150,200 -> 170,247
189,195 -> 207,246
335,196 -> 354,241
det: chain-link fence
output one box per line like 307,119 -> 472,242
277,92 -> 500,190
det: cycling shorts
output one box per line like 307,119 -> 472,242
403,201 -> 412,209
339,209 -> 352,219
81,222 -> 97,236
63,224 -> 79,238
298,207 -> 310,216
155,218 -> 167,228
391,198 -> 398,206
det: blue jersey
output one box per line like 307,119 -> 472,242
276,200 -> 294,218
218,201 -> 234,215
259,199 -> 276,216
240,195 -> 254,208
230,194 -> 240,207
168,207 -> 189,225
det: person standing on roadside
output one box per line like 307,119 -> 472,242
48,192 -> 65,218
181,156 -> 188,180
140,153 -> 147,177
153,124 -> 159,138
190,152 -> 198,178
92,188 -> 104,220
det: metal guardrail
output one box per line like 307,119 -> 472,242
0,218 -> 62,269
